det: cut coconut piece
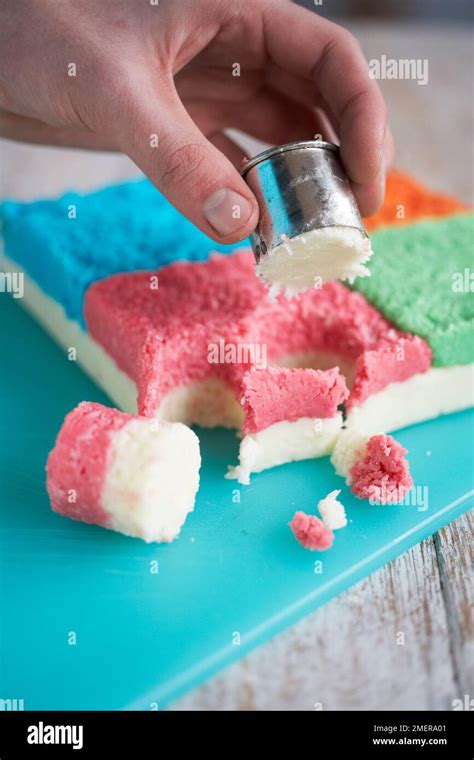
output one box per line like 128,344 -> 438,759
317,489 -> 348,530
46,402 -> 201,543
256,226 -> 372,296
227,366 -> 348,483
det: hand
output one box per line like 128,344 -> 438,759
0,0 -> 393,243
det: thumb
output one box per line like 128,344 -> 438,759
117,87 -> 259,244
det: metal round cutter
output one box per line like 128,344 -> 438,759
241,140 -> 368,263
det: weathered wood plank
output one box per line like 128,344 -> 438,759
434,510 -> 474,701
173,536 -> 457,710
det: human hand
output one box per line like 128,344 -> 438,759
0,0 -> 393,243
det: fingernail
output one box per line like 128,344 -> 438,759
203,188 -> 253,237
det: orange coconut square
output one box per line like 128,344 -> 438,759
363,169 -> 469,232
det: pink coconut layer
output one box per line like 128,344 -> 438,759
46,401 -> 132,526
349,434 -> 414,503
347,336 -> 432,411
241,366 -> 349,434
84,250 -> 432,419
289,512 -> 334,551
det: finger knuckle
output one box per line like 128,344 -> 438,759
314,28 -> 362,82
337,27 -> 361,54
160,141 -> 207,187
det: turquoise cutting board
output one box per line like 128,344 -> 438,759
0,293 -> 473,710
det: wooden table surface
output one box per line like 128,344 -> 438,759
1,21 -> 473,710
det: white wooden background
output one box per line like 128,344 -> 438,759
1,22 -> 473,710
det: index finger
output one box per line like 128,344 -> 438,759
262,2 -> 389,213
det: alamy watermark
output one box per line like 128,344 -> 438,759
207,339 -> 267,369
369,56 -> 429,86
0,697 -> 24,710
369,484 -> 429,512
0,271 -> 24,298
27,721 -> 83,750
452,694 -> 474,710
452,268 -> 473,293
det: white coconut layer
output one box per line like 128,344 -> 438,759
0,252 -> 139,413
317,489 -> 348,530
102,418 -> 201,543
330,429 -> 373,482
345,365 -> 474,434
226,415 -> 343,485
257,226 -> 372,296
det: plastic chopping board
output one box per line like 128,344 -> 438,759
0,293 -> 473,709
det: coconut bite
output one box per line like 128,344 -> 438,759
256,226 -> 372,297
317,489 -> 348,530
46,402 -> 201,543
331,429 -> 413,504
289,512 -> 334,551
349,434 -> 413,504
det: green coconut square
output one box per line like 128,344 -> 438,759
351,214 -> 474,366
